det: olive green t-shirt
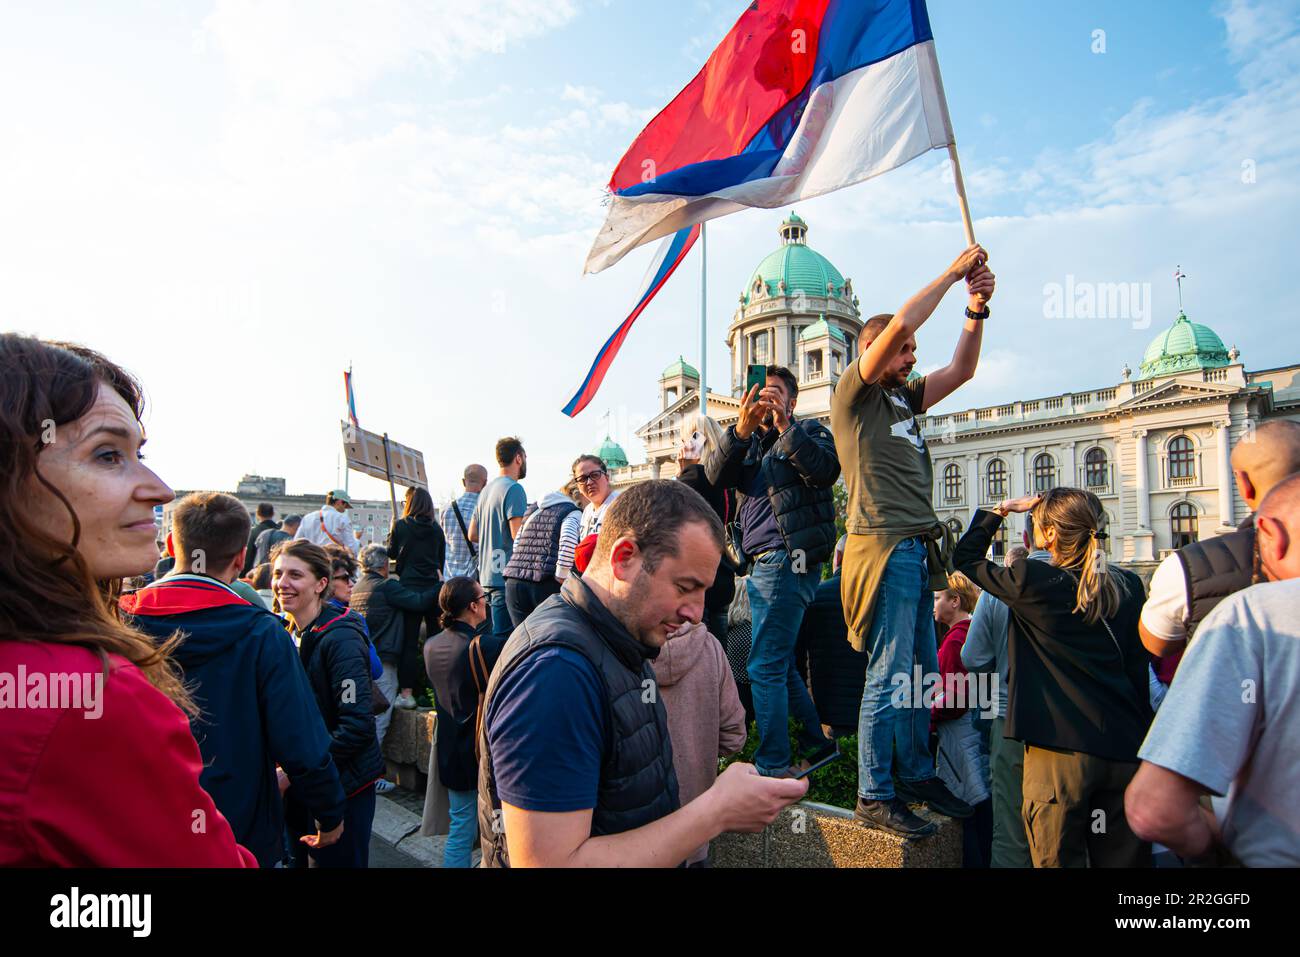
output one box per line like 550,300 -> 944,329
830,365 -> 936,536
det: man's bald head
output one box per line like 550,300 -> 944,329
1231,420 -> 1300,510
463,463 -> 488,492
1256,471 -> 1300,581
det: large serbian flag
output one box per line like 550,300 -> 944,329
585,0 -> 956,274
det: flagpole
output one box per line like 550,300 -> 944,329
344,362 -> 352,497
699,222 -> 708,417
947,144 -> 976,245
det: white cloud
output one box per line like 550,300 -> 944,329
202,0 -> 582,105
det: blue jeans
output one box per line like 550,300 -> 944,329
746,549 -> 827,775
857,536 -> 939,800
444,789 -> 479,868
484,586 -> 512,640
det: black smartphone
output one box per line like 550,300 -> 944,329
791,747 -> 842,780
745,363 -> 766,397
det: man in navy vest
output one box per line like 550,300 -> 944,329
477,480 -> 808,867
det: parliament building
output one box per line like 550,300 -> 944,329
605,213 -> 1300,574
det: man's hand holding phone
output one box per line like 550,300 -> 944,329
735,384 -> 768,441
705,762 -> 808,833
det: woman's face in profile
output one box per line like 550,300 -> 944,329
28,383 -> 173,580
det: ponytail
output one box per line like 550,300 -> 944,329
1073,526 -> 1120,625
438,576 -> 480,630
1037,487 -> 1121,625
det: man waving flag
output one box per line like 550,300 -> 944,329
586,0 -> 958,274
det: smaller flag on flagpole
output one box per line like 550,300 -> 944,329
562,224 -> 700,418
344,368 -> 359,429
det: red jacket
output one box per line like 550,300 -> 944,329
931,618 -> 972,726
0,640 -> 257,867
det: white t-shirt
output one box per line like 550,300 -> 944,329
1138,578 -> 1300,866
579,490 -> 620,540
295,506 -> 356,554
1139,552 -> 1189,644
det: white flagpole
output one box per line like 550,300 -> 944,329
947,144 -> 976,245
699,222 -> 708,417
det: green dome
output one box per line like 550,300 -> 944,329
745,213 -> 846,303
1138,312 -> 1231,379
594,435 -> 628,469
906,369 -> 921,383
661,355 -> 699,380
799,315 -> 847,344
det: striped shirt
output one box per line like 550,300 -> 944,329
441,491 -> 480,580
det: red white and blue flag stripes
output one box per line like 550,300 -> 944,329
585,0 -> 956,274
562,223 -> 699,417
344,369 -> 359,429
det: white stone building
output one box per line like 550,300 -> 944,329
608,212 -> 1300,574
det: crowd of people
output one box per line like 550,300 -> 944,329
3,243 -> 1298,870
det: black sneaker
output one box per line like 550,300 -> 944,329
895,777 -> 974,819
853,797 -> 938,839
794,740 -> 838,772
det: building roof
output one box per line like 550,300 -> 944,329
799,314 -> 847,344
745,213 -> 846,303
1138,312 -> 1232,379
594,435 -> 629,468
661,355 -> 700,380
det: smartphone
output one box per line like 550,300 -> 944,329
791,747 -> 842,780
745,363 -> 766,397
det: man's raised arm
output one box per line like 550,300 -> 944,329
856,244 -> 986,387
921,260 -> 996,410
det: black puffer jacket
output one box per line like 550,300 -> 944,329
705,417 -> 841,566
349,571 -> 437,663
795,575 -> 867,735
296,606 -> 386,796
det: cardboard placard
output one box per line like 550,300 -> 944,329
341,421 -> 427,489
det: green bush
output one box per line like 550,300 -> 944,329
720,720 -> 858,811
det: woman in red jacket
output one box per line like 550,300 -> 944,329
0,334 -> 256,867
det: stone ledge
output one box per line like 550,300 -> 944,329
711,800 -> 962,868
381,706 -> 435,771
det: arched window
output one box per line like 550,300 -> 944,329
1084,447 -> 1108,489
1171,502 -> 1199,549
1033,452 -> 1056,493
986,458 -> 1007,500
1168,435 -> 1195,482
943,463 -> 963,504
945,516 -> 964,536
991,522 -> 1007,559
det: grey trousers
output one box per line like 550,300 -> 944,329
989,715 -> 1032,868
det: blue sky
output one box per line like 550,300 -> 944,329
3,0 -> 1298,503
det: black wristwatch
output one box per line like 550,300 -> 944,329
965,304 -> 990,321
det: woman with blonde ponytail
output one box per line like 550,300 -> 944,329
952,486 -> 1153,868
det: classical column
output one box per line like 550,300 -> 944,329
1012,448 -> 1025,498
1134,430 -> 1151,529
1216,419 -> 1234,529
1061,441 -> 1077,489
1132,428 -> 1154,561
965,454 -> 979,516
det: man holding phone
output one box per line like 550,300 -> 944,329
477,480 -> 808,867
831,244 -> 995,838
705,365 -> 841,778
